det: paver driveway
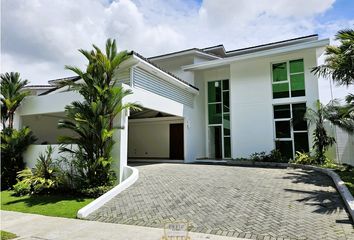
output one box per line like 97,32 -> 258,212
87,163 -> 354,240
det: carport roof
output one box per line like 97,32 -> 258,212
39,52 -> 199,96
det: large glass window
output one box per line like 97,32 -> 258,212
273,103 -> 309,159
272,59 -> 305,99
208,80 -> 231,158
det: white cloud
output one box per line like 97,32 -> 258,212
1,0 -> 353,101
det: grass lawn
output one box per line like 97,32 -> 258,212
336,170 -> 354,196
1,191 -> 94,218
0,230 -> 17,240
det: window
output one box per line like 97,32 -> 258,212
272,59 -> 305,99
273,103 -> 309,159
208,80 -> 231,158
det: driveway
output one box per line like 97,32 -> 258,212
87,163 -> 354,240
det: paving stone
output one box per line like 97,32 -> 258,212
87,163 -> 354,240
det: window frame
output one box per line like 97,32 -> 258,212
271,59 -> 306,99
206,79 -> 232,159
273,102 -> 309,158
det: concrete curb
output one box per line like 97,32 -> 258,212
288,163 -> 354,221
77,165 -> 139,218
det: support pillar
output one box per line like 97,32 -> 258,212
112,109 -> 129,183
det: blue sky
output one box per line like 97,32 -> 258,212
2,0 -> 353,102
317,0 -> 354,22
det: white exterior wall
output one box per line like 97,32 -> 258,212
326,123 -> 354,166
185,67 -> 230,160
229,49 -> 319,158
22,114 -> 76,144
152,56 -> 195,85
128,118 -> 183,158
23,144 -> 77,169
18,91 -> 83,116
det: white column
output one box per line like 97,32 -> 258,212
112,109 -> 129,183
13,113 -> 22,130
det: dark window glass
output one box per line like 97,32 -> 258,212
223,80 -> 229,90
223,114 -> 230,136
292,103 -> 307,131
275,121 -> 291,138
274,105 -> 291,119
272,83 -> 289,98
208,81 -> 221,103
223,91 -> 229,112
209,126 -> 222,158
294,132 -> 309,153
208,103 -> 222,124
276,141 -> 293,159
290,73 -> 305,97
272,62 -> 287,82
290,59 -> 304,73
224,137 -> 231,158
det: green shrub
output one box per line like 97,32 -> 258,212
321,157 -> 338,169
250,151 -> 267,162
292,151 -> 315,165
1,127 -> 37,190
13,146 -> 62,195
249,149 -> 287,163
78,185 -> 113,198
12,179 -> 31,196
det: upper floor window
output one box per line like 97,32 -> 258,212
272,59 -> 305,99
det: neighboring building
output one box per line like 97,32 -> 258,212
18,34 -> 350,180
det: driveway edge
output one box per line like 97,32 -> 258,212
288,163 -> 354,221
77,165 -> 139,218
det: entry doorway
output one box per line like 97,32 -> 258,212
208,126 -> 222,158
169,123 -> 184,160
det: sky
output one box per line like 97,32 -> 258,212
1,0 -> 353,103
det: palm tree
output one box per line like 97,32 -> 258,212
58,39 -> 140,188
305,100 -> 336,164
324,95 -> 354,133
1,72 -> 30,129
312,29 -> 354,86
312,29 -> 354,133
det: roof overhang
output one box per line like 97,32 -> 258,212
182,39 -> 329,71
148,49 -> 221,61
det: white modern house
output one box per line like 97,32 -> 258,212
14,34 -> 353,182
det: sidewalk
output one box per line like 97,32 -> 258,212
1,211 -> 245,240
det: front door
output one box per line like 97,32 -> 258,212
170,123 -> 184,160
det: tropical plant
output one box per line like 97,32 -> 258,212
323,95 -> 354,133
305,100 -> 336,164
292,151 -> 315,165
1,72 -> 30,129
13,146 -> 61,195
249,149 -> 286,163
58,39 -> 140,188
312,29 -> 354,133
312,29 -> 354,86
1,127 -> 37,189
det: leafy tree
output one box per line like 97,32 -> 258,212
1,127 -> 37,189
58,39 -> 140,188
1,72 -> 36,189
312,29 -> 354,133
305,100 -> 336,164
1,72 -> 30,129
